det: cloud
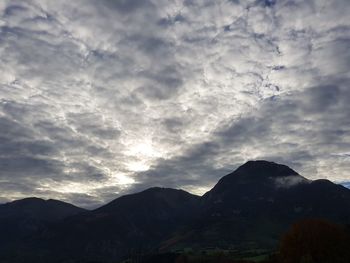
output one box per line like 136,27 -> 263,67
274,176 -> 310,189
136,79 -> 350,195
0,0 -> 349,208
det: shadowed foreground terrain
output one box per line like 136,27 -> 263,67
1,160 -> 350,263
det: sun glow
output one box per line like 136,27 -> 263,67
127,141 -> 161,158
115,174 -> 135,185
126,161 -> 150,172
123,139 -> 163,172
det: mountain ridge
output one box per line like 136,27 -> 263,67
0,197 -> 86,220
0,161 -> 332,210
1,160 -> 350,263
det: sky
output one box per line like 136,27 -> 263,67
0,0 -> 349,208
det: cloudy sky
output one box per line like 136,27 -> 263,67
0,0 -> 349,208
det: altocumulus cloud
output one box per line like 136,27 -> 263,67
0,0 -> 349,208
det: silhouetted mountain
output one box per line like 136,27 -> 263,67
1,160 -> 350,263
0,197 -> 86,261
166,161 -> 350,250
97,187 -> 199,215
202,160 -> 309,214
0,197 -> 86,221
39,187 -> 200,262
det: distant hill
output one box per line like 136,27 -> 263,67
1,160 -> 350,262
0,197 -> 86,259
343,182 -> 350,189
0,197 -> 86,221
45,187 -> 200,262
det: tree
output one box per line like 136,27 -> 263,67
279,219 -> 350,263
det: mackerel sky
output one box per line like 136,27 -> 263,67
0,0 -> 349,208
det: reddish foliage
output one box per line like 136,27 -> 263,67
279,219 -> 350,263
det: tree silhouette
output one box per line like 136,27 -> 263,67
279,219 -> 350,263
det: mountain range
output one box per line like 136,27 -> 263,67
1,160 -> 350,262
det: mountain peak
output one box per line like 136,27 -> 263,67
96,187 -> 200,213
140,186 -> 188,194
235,160 -> 299,178
204,160 -> 306,199
0,197 -> 86,221
10,197 -> 45,205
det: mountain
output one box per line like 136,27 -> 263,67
203,160 -> 350,224
0,197 -> 86,257
0,197 -> 86,221
36,188 -> 200,262
165,160 -> 350,250
1,160 -> 350,262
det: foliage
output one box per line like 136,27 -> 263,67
279,219 -> 350,263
